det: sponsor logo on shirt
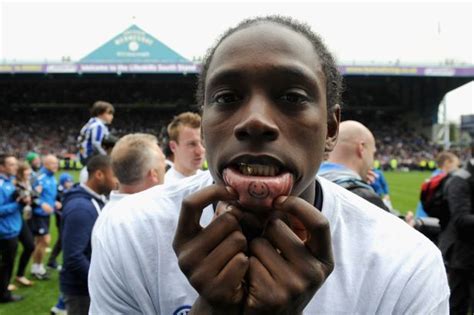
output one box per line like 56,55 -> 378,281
173,305 -> 191,315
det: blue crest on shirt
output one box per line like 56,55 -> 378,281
173,305 -> 191,315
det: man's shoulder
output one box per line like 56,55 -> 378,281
95,171 -> 214,231
138,170 -> 212,203
320,177 -> 435,253
63,188 -> 98,213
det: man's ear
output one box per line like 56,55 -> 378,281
149,168 -> 159,182
169,141 -> 177,154
357,141 -> 365,158
325,105 -> 341,153
95,170 -> 104,181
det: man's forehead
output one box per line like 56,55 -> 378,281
207,22 -> 323,79
178,126 -> 200,138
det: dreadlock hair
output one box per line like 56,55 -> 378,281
196,15 -> 343,112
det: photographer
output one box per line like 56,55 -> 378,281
0,153 -> 25,303
13,162 -> 37,287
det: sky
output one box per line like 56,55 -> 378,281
0,0 -> 473,122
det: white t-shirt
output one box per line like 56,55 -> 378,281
164,166 -> 203,185
89,171 -> 449,315
79,167 -> 88,185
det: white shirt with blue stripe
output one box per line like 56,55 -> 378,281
78,117 -> 109,161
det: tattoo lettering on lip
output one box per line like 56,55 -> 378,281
248,181 -> 270,199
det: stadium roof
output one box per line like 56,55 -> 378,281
80,24 -> 190,64
0,24 -> 472,77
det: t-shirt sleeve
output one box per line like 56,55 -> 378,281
392,244 -> 449,314
89,227 -> 142,315
89,210 -> 163,315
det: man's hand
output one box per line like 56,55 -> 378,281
244,196 -> 334,315
365,169 -> 377,184
173,185 -> 248,314
55,201 -> 62,210
41,203 -> 54,214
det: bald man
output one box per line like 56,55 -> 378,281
318,120 -> 389,211
29,154 -> 61,279
104,133 -> 166,209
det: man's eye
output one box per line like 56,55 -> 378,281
213,92 -> 241,105
279,92 -> 308,104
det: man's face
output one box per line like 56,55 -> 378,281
151,143 -> 167,185
2,157 -> 18,176
170,126 -> 205,175
361,136 -> 376,180
202,23 -> 339,202
31,157 -> 41,170
64,181 -> 74,190
44,156 -> 59,173
100,110 -> 114,124
444,156 -> 460,173
98,167 -> 118,195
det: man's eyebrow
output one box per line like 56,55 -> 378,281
206,69 -> 244,88
207,64 -> 322,88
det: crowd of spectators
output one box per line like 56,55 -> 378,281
0,109 -> 174,159
1,108 -> 471,169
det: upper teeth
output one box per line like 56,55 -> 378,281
239,163 -> 279,176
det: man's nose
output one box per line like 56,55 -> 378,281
196,142 -> 205,155
233,96 -> 279,142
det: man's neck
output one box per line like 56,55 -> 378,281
119,181 -> 154,194
327,159 -> 361,178
84,181 -> 102,196
299,180 -> 316,205
174,164 -> 196,177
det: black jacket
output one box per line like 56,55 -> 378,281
438,161 -> 474,270
339,180 -> 390,211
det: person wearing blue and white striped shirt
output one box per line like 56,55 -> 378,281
78,101 -> 114,165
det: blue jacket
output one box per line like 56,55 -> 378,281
370,168 -> 390,196
33,167 -> 58,217
0,174 -> 21,239
60,184 -> 105,296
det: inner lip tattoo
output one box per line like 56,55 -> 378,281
248,181 -> 270,199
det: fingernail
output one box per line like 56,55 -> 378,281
225,186 -> 237,196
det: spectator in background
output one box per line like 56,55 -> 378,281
77,101 -> 115,165
60,155 -> 116,315
162,137 -> 175,172
29,154 -> 60,280
13,162 -> 36,287
89,134 -> 166,306
47,172 -> 74,270
26,151 -> 41,184
104,133 -> 165,208
79,134 -> 118,185
415,151 -> 461,218
164,112 -> 205,184
318,120 -> 389,211
369,168 -> 393,210
0,153 -> 24,303
49,173 -> 74,315
439,155 -> 474,313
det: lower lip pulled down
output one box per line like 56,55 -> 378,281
223,167 -> 294,210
